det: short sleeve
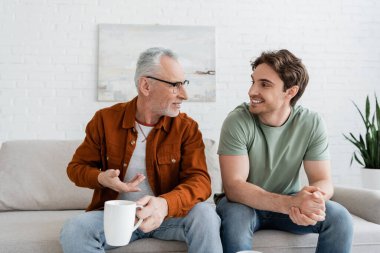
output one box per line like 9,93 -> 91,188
304,114 -> 330,161
218,107 -> 254,156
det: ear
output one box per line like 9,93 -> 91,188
286,85 -> 299,99
138,77 -> 150,96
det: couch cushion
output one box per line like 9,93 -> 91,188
204,138 -> 222,202
0,210 -> 82,253
0,140 -> 93,211
332,186 -> 380,224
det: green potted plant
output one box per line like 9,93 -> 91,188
344,93 -> 380,189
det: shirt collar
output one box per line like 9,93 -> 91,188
122,96 -> 171,133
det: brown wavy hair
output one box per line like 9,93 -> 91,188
251,49 -> 309,106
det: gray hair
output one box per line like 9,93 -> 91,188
134,47 -> 178,87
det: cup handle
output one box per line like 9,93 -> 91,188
133,204 -> 144,231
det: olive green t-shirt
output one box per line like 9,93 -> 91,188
218,103 -> 330,195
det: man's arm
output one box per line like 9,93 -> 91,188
67,111 -> 104,189
157,120 -> 211,217
303,160 -> 334,200
220,155 -> 328,216
220,155 -> 293,214
288,160 -> 333,226
68,111 -> 146,193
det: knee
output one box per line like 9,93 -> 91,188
60,212 -> 104,253
217,197 -> 256,224
188,202 -> 220,229
326,201 -> 354,233
60,216 -> 84,242
216,197 -> 256,237
61,212 -> 99,242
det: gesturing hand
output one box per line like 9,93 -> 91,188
136,196 -> 168,233
98,169 -> 145,193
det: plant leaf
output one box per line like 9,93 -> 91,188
365,95 -> 370,123
353,101 -> 368,129
344,133 -> 362,150
377,130 -> 380,167
376,93 -> 380,130
353,152 -> 364,167
345,93 -> 380,168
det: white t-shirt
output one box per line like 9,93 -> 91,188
118,122 -> 154,201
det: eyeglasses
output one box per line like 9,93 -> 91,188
145,76 -> 189,94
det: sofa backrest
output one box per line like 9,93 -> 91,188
0,139 -> 221,211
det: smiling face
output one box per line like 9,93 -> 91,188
248,63 -> 298,125
148,56 -> 188,118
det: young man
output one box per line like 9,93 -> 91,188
217,49 -> 353,253
60,47 -> 222,253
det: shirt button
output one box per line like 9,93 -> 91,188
106,156 -> 109,161
130,140 -> 136,145
171,158 -> 176,163
123,163 -> 127,167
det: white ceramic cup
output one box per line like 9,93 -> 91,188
104,200 -> 144,246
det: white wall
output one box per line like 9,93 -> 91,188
1,0 -> 379,186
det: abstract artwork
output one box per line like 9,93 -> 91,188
98,24 -> 216,102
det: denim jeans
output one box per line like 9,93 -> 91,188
60,202 -> 222,253
216,196 -> 354,253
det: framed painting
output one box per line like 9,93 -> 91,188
98,24 -> 216,102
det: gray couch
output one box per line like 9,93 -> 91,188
0,140 -> 380,253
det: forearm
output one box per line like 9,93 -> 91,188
304,160 -> 333,200
309,179 -> 333,200
67,161 -> 103,189
67,112 -> 105,189
225,181 -> 293,215
162,124 -> 211,217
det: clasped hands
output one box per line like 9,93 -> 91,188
289,186 -> 326,226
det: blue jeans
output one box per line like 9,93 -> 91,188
216,196 -> 353,253
60,202 -> 222,253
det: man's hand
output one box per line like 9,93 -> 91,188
289,186 -> 327,225
136,196 -> 168,233
289,207 -> 320,226
97,169 -> 145,193
292,186 -> 326,216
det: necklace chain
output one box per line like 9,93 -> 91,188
136,122 -> 148,142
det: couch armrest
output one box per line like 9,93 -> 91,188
332,186 -> 380,225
